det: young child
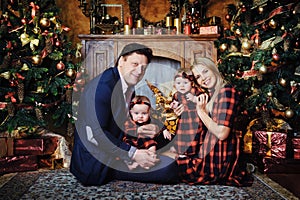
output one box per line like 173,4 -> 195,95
123,95 -> 157,169
163,68 -> 206,157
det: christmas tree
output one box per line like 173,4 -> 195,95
0,0 -> 82,137
214,0 -> 300,139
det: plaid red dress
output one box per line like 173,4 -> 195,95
176,84 -> 253,186
172,88 -> 205,155
123,119 -> 157,149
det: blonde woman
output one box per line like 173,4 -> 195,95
174,57 -> 253,186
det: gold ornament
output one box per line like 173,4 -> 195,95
32,26 -> 41,34
241,39 -> 251,50
65,68 -> 76,79
20,32 -> 30,46
32,55 -> 43,65
219,43 -> 228,52
0,71 -> 11,79
269,19 -> 277,29
21,63 -> 29,70
259,65 -> 268,74
235,28 -> 242,36
40,17 -> 51,28
278,78 -> 287,87
285,108 -> 294,118
267,91 -> 273,97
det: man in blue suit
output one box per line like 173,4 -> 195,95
70,43 -> 179,186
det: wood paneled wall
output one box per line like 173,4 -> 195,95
56,0 -> 235,45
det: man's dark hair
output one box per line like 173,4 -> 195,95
115,43 -> 153,67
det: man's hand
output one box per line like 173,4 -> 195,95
132,149 -> 160,169
137,124 -> 159,138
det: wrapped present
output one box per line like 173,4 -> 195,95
254,131 -> 287,158
14,136 -> 58,156
292,137 -> 300,149
0,137 -> 14,157
0,155 -> 38,175
38,155 -> 64,169
199,26 -> 219,35
257,157 -> 300,173
294,149 -> 300,159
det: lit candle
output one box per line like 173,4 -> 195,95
166,16 -> 172,27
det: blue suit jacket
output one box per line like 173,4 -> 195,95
70,67 -> 132,185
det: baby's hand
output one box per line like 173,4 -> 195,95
186,93 -> 197,103
170,100 -> 179,109
163,129 -> 172,140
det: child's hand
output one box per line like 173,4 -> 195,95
186,93 -> 197,103
170,100 -> 179,109
163,129 -> 172,140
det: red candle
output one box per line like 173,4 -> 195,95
127,15 -> 133,28
184,24 -> 191,35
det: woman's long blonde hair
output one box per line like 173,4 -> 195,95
192,57 -> 226,114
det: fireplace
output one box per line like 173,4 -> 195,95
78,34 -> 219,106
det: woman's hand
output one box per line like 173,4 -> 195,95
197,93 -> 209,111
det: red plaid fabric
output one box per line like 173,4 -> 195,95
123,119 -> 157,149
172,90 -> 204,155
177,85 -> 253,186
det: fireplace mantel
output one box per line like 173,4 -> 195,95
78,34 -> 219,80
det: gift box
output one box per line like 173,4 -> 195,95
294,149 -> 300,159
257,157 -> 300,173
254,131 -> 287,158
0,137 -> 14,157
292,137 -> 300,149
14,136 -> 58,156
38,155 -> 64,169
0,155 -> 38,175
199,26 -> 219,35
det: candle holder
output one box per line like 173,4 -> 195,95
78,0 -> 124,34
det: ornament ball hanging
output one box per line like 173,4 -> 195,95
285,108 -> 294,118
219,43 -> 228,52
269,19 -> 277,29
259,65 -> 268,74
225,14 -> 232,22
40,17 -> 51,28
32,55 -> 43,65
56,61 -> 65,70
65,68 -> 76,79
272,53 -> 280,62
279,78 -> 287,87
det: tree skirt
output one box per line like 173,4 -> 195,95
0,168 -> 296,200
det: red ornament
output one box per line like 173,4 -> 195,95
272,53 -> 280,61
225,14 -> 232,22
21,18 -> 27,24
55,40 -> 61,47
56,61 -> 65,70
295,38 -> 300,49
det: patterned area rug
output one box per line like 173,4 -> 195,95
0,168 -> 298,200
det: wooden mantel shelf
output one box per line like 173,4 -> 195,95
78,34 -> 219,79
78,34 -> 220,41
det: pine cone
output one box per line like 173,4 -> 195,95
67,122 -> 74,137
7,102 -> 15,117
17,82 -> 24,103
35,107 -> 43,121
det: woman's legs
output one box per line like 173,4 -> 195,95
112,155 -> 179,184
